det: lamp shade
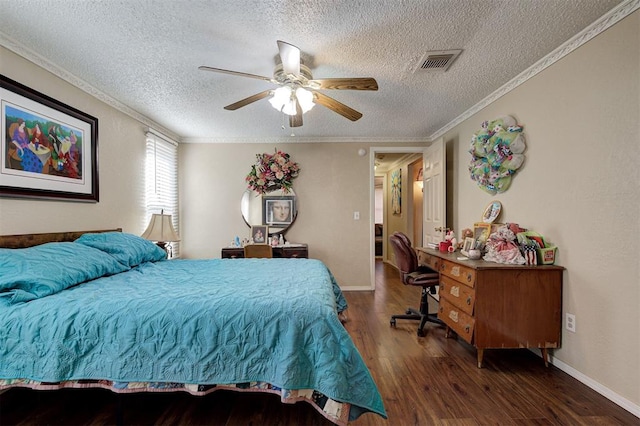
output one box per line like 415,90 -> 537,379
141,212 -> 180,243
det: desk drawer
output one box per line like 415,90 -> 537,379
440,259 -> 476,288
439,298 -> 475,344
418,251 -> 440,271
280,247 -> 307,258
439,275 -> 475,315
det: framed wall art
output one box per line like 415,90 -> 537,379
1,74 -> 99,202
262,195 -> 295,226
391,168 -> 401,215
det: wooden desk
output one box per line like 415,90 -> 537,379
417,247 -> 564,368
221,244 -> 308,259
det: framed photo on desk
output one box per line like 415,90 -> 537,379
461,237 -> 475,257
250,225 -> 268,243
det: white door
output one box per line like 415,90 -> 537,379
423,138 -> 446,245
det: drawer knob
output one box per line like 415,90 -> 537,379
440,283 -> 445,291
464,325 -> 470,333
467,273 -> 472,282
466,296 -> 472,305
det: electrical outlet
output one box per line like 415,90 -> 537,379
565,313 -> 576,333
353,211 -> 360,220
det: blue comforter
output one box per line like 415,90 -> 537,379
0,257 -> 385,419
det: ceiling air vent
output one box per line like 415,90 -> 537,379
414,50 -> 462,73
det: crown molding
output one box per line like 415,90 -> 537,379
180,136 -> 429,144
428,0 -> 640,142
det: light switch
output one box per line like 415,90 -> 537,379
353,211 -> 360,220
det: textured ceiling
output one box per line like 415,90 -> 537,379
0,0 -> 627,143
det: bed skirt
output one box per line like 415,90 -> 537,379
0,378 -> 351,426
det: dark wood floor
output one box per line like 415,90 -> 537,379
1,260 -> 637,425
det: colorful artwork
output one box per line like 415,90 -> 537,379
4,104 -> 83,179
391,168 -> 401,215
1,75 -> 98,202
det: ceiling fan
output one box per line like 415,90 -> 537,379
199,40 -> 378,128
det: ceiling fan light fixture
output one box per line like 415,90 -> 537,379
269,86 -> 292,113
295,87 -> 315,113
269,86 -> 314,116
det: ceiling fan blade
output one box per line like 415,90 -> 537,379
313,91 -> 363,121
289,99 -> 303,127
309,77 -> 379,91
277,40 -> 300,76
199,66 -> 273,82
224,90 -> 272,111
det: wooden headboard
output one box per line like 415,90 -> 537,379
0,229 -> 122,249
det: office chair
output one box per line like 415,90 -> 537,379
244,244 -> 273,258
389,232 -> 443,336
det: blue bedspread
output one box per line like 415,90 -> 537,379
0,258 -> 385,420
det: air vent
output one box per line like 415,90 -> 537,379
414,50 -> 462,73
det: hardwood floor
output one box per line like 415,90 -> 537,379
1,260 -> 637,425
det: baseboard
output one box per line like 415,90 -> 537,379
537,351 -> 640,418
342,285 -> 375,291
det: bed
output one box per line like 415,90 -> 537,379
0,229 -> 386,425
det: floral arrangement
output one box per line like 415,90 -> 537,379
246,149 -> 300,194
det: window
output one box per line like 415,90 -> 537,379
145,130 -> 179,256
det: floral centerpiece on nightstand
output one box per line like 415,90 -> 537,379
246,149 -> 300,194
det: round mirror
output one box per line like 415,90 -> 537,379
241,189 -> 298,235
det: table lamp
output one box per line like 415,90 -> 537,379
141,209 -> 180,253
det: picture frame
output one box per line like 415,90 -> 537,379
250,225 -> 268,244
391,168 -> 401,215
262,195 -> 295,226
1,74 -> 98,202
461,237 -> 475,257
482,200 -> 502,223
473,222 -> 492,243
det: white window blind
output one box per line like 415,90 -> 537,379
145,130 -> 179,256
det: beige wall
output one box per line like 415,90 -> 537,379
441,11 -> 639,408
179,142 -> 424,288
0,46 -> 150,235
1,9 -> 637,413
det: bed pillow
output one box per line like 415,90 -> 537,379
0,242 -> 130,304
75,231 -> 167,267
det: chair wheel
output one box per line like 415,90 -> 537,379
390,319 -> 396,327
405,309 -> 412,315
417,329 -> 425,337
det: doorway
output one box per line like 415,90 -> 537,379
369,147 -> 426,290
409,158 -> 424,248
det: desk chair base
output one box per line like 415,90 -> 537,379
390,287 -> 444,337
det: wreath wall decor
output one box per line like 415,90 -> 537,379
468,115 -> 526,194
